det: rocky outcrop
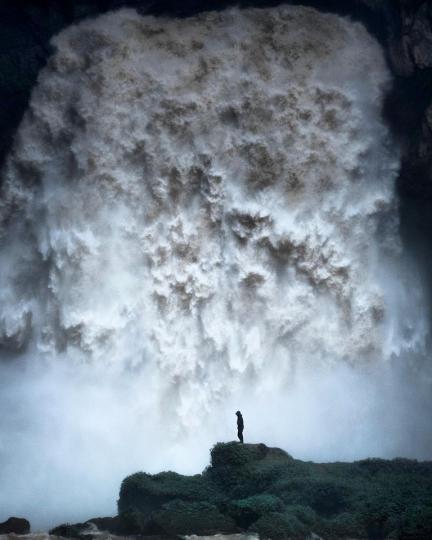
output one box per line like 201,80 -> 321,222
0,517 -> 30,534
385,1 -> 432,196
377,0 -> 432,291
113,442 -> 432,539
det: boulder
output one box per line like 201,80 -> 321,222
0,517 -> 30,534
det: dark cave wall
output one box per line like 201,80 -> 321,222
380,0 -> 432,298
1,0 -> 431,250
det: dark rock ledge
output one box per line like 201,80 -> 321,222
48,442 -> 432,540
0,518 -> 30,535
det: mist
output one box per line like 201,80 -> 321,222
1,357 -> 431,529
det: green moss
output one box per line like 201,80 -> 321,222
151,500 -> 236,535
118,470 -> 223,514
227,494 -> 284,528
117,511 -> 149,535
116,442 -> 432,539
206,442 -> 295,499
317,512 -> 364,540
275,478 -> 351,516
210,442 -> 292,468
251,511 -> 309,540
398,505 -> 432,539
284,504 -> 316,526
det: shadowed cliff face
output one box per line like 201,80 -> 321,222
382,1 -> 432,309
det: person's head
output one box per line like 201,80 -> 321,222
236,410 -> 241,416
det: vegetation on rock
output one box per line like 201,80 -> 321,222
115,442 -> 432,539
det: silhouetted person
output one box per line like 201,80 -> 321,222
236,410 -> 244,443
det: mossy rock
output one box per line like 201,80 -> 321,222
356,457 -> 431,476
302,479 -> 351,517
207,443 -> 295,499
284,505 -> 316,526
250,511 -> 309,540
210,442 -> 292,468
316,512 -> 364,540
271,476 -> 351,518
398,505 -> 432,539
116,442 -> 432,538
151,500 -> 237,535
227,494 -> 284,528
118,470 -> 223,514
117,511 -> 149,535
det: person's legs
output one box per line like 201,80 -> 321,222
238,429 -> 243,443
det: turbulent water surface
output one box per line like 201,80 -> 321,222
0,5 -> 430,529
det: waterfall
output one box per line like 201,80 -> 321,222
0,5 -> 429,529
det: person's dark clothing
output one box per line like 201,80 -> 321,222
236,411 -> 244,443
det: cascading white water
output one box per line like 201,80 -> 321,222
0,5 -> 430,529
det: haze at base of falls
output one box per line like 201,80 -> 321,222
1,357 -> 431,530
0,4 -> 430,529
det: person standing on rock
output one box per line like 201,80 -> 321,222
236,410 -> 244,443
